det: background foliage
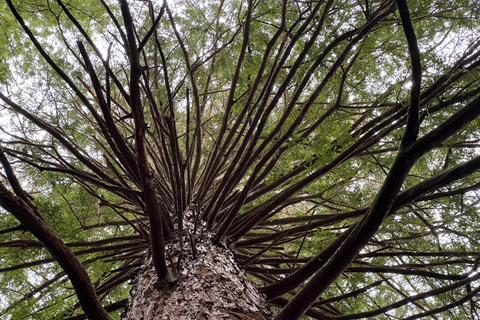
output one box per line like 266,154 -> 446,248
1,0 -> 480,319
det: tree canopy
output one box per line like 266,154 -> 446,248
1,0 -> 480,319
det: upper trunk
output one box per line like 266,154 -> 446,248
122,215 -> 272,320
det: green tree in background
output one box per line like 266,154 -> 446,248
1,0 -> 480,319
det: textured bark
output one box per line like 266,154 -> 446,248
122,215 -> 272,320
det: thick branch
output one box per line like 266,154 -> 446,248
0,157 -> 111,320
119,0 -> 171,283
396,0 -> 422,146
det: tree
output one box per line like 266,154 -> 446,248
0,0 -> 480,318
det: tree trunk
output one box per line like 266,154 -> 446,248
122,216 -> 272,319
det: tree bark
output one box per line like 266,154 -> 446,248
122,217 -> 272,320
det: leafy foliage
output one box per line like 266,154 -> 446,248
0,0 -> 480,319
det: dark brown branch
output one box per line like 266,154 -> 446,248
138,3 -> 165,53
0,161 -> 112,320
57,0 -> 131,104
62,299 -> 128,320
276,90 -> 480,318
396,0 -> 422,146
333,272 -> 480,319
119,0 -> 172,284
77,41 -> 140,183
